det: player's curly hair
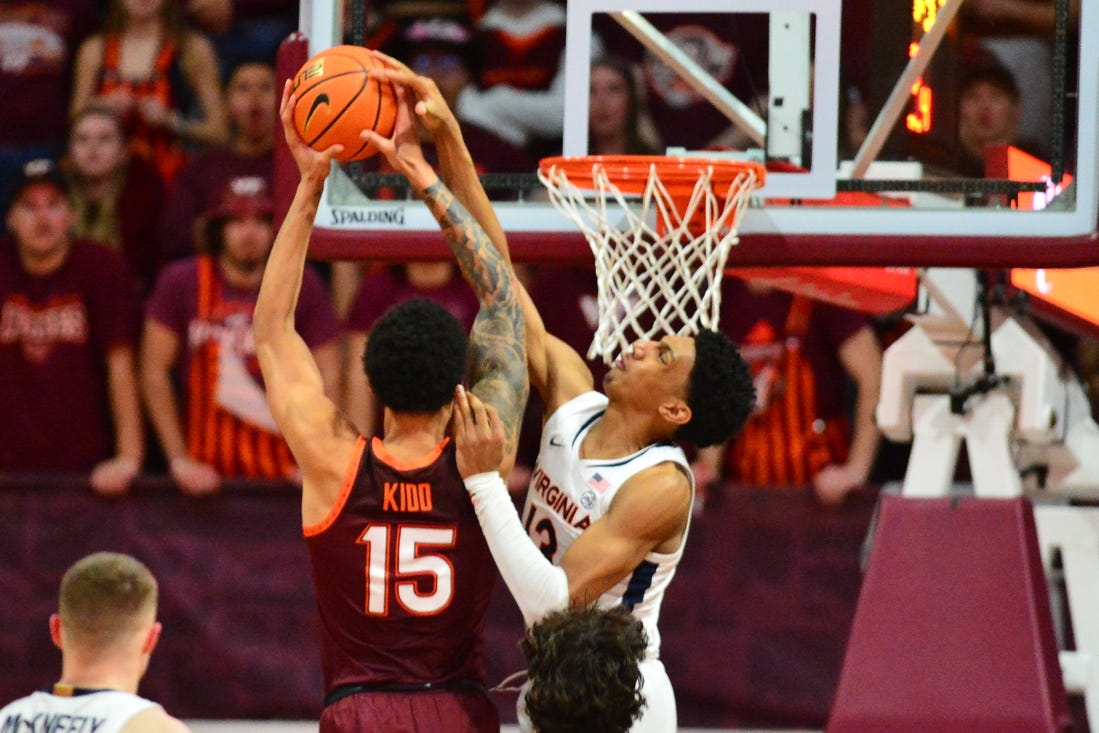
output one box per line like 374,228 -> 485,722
675,329 -> 755,447
364,298 -> 468,413
521,605 -> 648,733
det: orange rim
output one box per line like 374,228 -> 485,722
538,155 -> 767,197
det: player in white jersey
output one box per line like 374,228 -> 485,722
434,128 -> 751,733
377,56 -> 752,732
0,689 -> 169,733
522,390 -> 693,661
0,552 -> 191,733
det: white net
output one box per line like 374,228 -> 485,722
538,157 -> 761,362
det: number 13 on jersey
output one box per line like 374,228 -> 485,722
358,523 -> 456,616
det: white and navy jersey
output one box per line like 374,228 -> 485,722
522,391 -> 693,658
0,689 -> 162,733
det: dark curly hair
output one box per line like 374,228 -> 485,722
521,605 -> 648,733
363,298 -> 468,413
674,329 -> 755,447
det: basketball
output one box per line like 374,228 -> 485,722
290,45 -> 397,162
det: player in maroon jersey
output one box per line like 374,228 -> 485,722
253,69 -> 526,732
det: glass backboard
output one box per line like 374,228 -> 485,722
280,0 -> 1098,267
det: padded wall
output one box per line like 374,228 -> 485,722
827,496 -> 1072,733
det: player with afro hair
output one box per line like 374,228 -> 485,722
675,329 -> 755,448
364,298 -> 469,413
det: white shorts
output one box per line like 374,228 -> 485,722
517,657 -> 676,733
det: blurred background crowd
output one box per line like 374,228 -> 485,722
0,0 -> 1091,507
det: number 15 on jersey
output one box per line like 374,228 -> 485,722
358,523 -> 457,616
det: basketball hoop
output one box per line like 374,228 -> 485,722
537,155 -> 765,363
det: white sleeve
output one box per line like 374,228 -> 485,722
464,472 -> 570,626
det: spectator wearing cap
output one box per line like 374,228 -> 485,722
0,158 -> 144,494
140,176 -> 341,495
157,59 -> 277,264
960,0 -> 1081,162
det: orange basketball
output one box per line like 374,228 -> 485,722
290,45 -> 397,162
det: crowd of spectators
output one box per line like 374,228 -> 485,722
0,0 -> 1088,503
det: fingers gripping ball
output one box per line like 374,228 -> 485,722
291,45 -> 397,162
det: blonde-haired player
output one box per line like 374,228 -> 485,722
0,552 -> 190,732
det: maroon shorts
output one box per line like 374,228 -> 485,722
320,688 -> 499,733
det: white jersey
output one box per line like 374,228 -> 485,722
0,689 -> 162,733
521,391 -> 693,658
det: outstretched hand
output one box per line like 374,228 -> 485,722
452,385 -> 505,479
279,79 -> 343,187
358,81 -> 432,184
370,50 -> 459,138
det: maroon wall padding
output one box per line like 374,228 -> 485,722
826,496 -> 1073,733
0,478 -> 879,725
273,33 -> 309,233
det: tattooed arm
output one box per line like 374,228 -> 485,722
361,82 -> 528,473
370,58 -> 593,419
421,182 -> 528,470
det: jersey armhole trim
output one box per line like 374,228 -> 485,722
303,435 -> 367,538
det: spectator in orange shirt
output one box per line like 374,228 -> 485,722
140,177 -> 341,494
70,0 -> 228,184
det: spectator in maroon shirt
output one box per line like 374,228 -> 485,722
141,176 -> 341,495
64,105 -> 166,293
0,158 -> 143,494
693,278 -> 882,507
158,59 -> 276,263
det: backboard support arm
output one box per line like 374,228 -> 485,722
609,10 -> 767,146
851,0 -> 964,179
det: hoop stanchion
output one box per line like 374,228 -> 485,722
537,155 -> 765,362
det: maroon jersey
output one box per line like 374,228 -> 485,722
718,279 -> 870,486
0,239 -> 140,471
304,436 -> 496,693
